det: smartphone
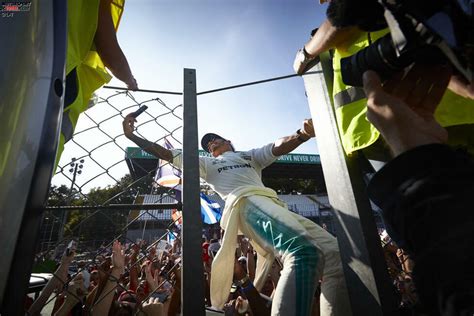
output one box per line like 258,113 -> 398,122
130,105 -> 148,118
66,240 -> 77,256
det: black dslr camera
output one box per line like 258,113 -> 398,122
339,0 -> 473,86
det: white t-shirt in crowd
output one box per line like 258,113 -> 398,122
171,143 -> 278,200
80,269 -> 90,289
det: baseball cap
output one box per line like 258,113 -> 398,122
201,133 -> 226,152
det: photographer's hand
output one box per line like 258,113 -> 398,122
363,65 -> 451,156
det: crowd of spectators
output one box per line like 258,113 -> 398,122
27,224 -> 425,316
27,238 -> 182,316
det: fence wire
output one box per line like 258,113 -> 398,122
30,88 -> 188,315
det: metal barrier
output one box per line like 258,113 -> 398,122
302,54 -> 399,315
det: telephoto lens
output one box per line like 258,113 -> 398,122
340,35 -> 414,86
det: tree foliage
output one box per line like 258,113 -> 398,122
41,174 -> 155,249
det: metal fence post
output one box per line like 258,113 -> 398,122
302,53 -> 399,315
182,68 -> 205,315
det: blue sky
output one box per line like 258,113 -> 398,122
111,0 -> 327,152
55,0 -> 328,189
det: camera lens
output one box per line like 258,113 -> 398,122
340,35 -> 414,86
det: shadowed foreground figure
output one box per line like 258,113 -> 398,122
362,67 -> 474,316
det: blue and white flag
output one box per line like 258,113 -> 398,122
155,139 -> 221,225
200,193 -> 222,225
167,231 -> 177,244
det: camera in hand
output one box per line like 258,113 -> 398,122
339,0 -> 473,87
66,240 -> 77,256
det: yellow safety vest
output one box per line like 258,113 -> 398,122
56,0 -> 125,168
332,29 -> 474,155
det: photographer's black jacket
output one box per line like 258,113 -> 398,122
326,0 -> 446,32
367,144 -> 474,315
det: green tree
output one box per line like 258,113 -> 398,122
45,173 -> 156,249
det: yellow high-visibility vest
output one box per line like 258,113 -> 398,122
56,0 -> 125,168
332,29 -> 474,155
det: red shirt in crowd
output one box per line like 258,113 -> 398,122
202,242 -> 210,263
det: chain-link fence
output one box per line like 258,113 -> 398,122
47,88 -> 183,247
29,87 -> 189,315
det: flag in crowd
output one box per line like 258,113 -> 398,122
154,138 -> 222,225
200,193 -> 222,225
171,209 -> 182,226
167,231 -> 177,244
154,138 -> 181,193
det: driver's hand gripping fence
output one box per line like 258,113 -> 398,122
31,88 -> 185,315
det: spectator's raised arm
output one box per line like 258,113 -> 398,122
122,114 -> 174,162
53,273 -> 87,316
91,240 -> 125,316
95,0 -> 138,90
145,260 -> 159,293
28,250 -> 75,316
